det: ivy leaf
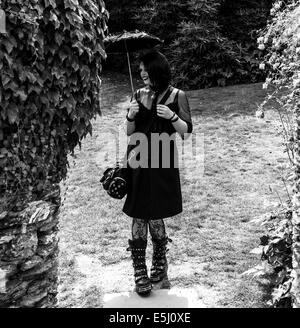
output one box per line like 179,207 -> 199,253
28,84 -> 42,95
72,30 -> 84,42
72,41 -> 84,55
48,90 -> 60,105
3,40 -> 14,54
4,53 -> 13,67
55,32 -> 63,46
16,90 -> 27,102
86,0 -> 99,15
64,0 -> 79,10
45,0 -> 57,8
7,104 -> 18,124
58,46 -> 71,62
71,12 -> 83,26
61,95 -> 76,114
49,12 -> 60,29
80,65 -> 90,80
51,66 -> 64,79
25,71 -> 37,84
5,80 -> 18,92
71,56 -> 79,71
75,121 -> 86,138
41,95 -> 50,107
65,11 -> 82,27
1,74 -> 10,86
95,42 -> 107,59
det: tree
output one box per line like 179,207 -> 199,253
0,0 -> 108,307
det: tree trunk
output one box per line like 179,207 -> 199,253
292,102 -> 300,308
0,185 -> 60,308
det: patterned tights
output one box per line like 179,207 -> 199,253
132,218 -> 166,241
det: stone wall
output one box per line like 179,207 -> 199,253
0,186 -> 60,308
292,106 -> 300,308
292,209 -> 300,308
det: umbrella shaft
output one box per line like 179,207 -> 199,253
125,40 -> 135,98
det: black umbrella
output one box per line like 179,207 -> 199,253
104,30 -> 163,96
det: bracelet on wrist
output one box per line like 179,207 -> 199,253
126,113 -> 135,122
171,115 -> 179,123
169,112 -> 176,121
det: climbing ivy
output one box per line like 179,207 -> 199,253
251,0 -> 300,308
0,0 -> 108,209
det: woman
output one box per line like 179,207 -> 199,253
123,50 -> 193,296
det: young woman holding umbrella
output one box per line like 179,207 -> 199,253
123,50 -> 193,296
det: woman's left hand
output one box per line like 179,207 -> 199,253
156,104 -> 174,120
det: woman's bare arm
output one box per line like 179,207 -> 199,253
171,90 -> 193,139
125,98 -> 139,136
126,119 -> 136,136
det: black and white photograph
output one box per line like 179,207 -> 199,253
0,0 -> 300,313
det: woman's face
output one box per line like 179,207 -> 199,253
139,62 -> 152,87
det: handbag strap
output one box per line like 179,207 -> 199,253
158,86 -> 173,106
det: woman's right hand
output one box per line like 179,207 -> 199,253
128,100 -> 139,120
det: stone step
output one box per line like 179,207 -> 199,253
103,287 -> 207,308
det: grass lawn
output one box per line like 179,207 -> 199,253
57,72 -> 289,308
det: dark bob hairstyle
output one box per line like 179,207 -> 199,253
139,51 -> 171,93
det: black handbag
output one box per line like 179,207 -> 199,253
99,164 -> 129,199
100,87 -> 172,199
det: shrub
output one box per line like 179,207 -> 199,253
256,0 -> 300,307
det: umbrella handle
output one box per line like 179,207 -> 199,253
124,40 -> 135,98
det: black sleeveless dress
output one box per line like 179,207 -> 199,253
122,86 -> 193,220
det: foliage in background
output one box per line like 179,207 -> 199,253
104,0 -> 147,34
168,0 -> 242,89
133,0 -> 189,46
219,0 -> 273,42
0,0 -> 108,209
104,0 -> 273,89
218,0 -> 273,84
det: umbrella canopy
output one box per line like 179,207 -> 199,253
104,30 -> 163,54
104,30 -> 163,96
